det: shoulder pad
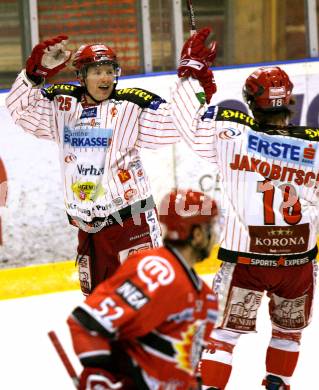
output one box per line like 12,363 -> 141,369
251,124 -> 319,141
114,87 -> 166,109
215,107 -> 259,130
41,83 -> 83,101
272,126 -> 319,141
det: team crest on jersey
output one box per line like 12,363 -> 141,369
137,256 -> 175,292
247,129 -> 317,167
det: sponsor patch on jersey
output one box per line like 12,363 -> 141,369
64,153 -> 77,163
247,130 -> 317,167
113,196 -> 124,206
115,87 -> 165,108
129,159 -> 142,169
78,255 -> 92,295
118,242 -> 152,264
117,87 -> 153,101
116,280 -> 149,310
124,188 -> 137,200
270,294 -> 307,329
216,108 -> 257,129
136,168 -> 144,177
118,169 -> 131,183
71,181 -> 105,201
77,164 -> 104,176
42,83 -> 82,101
64,126 -> 113,148
80,107 -> 97,119
110,106 -> 117,118
223,287 -> 263,332
137,256 -> 175,292
238,256 -> 311,267
146,209 -> 162,247
219,127 -> 242,140
248,224 -> 309,254
75,118 -> 101,128
304,127 -> 319,140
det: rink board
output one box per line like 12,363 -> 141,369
2,241 -> 319,300
0,244 -> 222,300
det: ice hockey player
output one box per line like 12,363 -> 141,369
171,28 -> 318,390
67,189 -> 218,389
5,35 -> 181,295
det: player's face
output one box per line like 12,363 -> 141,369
85,63 -> 116,103
192,223 -> 213,262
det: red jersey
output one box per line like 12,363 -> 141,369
68,245 -> 217,389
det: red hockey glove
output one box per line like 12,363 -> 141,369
178,28 -> 217,103
79,367 -> 123,390
26,35 -> 71,82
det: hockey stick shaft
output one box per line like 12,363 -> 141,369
48,330 -> 79,389
186,0 -> 197,35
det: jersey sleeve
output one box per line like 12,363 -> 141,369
5,70 -> 56,140
136,100 -> 180,149
171,77 -> 218,164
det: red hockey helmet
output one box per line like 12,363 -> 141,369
159,189 -> 218,241
72,43 -> 120,75
243,66 -> 293,111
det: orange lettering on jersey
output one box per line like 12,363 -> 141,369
118,169 -> 131,183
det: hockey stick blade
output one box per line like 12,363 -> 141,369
48,330 -> 79,389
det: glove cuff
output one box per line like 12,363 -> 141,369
179,58 -> 207,71
26,71 -> 45,86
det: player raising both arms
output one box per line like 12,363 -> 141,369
171,28 -> 318,390
5,35 -> 181,295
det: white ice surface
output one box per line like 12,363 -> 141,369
0,278 -> 318,390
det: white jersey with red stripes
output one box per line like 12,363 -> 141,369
171,78 -> 319,257
6,71 -> 179,224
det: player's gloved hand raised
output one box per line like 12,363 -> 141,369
78,367 -> 123,390
26,35 -> 71,83
178,28 -> 217,104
